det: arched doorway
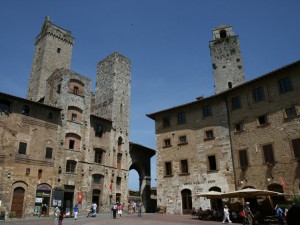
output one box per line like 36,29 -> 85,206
11,187 -> 25,218
181,189 -> 192,214
34,183 -> 51,216
209,186 -> 222,210
129,142 -> 155,213
92,189 -> 101,212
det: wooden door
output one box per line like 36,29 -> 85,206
11,187 -> 25,218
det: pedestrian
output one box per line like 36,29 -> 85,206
73,204 -> 79,220
54,206 -> 60,225
137,201 -> 143,217
117,203 -> 123,219
112,202 -> 117,219
132,201 -> 136,213
58,210 -> 64,225
243,202 -> 254,225
92,202 -> 97,216
275,204 -> 284,225
222,205 -> 232,224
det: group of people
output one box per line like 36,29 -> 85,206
111,201 -> 143,218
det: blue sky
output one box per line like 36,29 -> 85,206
1,1 -> 300,190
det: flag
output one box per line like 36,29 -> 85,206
109,182 -> 112,192
280,177 -> 288,190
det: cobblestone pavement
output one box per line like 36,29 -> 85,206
2,213 -> 234,225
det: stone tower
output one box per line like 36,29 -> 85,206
27,16 -> 74,101
94,52 -> 131,201
209,25 -> 245,94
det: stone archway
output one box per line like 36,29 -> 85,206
129,142 -> 155,212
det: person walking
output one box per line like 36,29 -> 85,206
58,210 -> 64,225
54,206 -> 60,225
137,202 -> 143,217
275,204 -> 284,225
222,205 -> 232,223
73,204 -> 79,220
112,203 -> 117,219
243,202 -> 254,225
117,203 -> 123,219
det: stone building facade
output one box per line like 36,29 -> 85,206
147,26 -> 300,214
0,17 -> 155,219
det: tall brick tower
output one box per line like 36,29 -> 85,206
94,52 -> 131,202
27,16 -> 74,101
209,25 -> 245,94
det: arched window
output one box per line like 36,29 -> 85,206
65,133 -> 81,150
67,106 -> 83,123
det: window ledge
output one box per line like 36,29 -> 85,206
163,175 -> 173,178
204,137 -> 215,141
163,145 -> 172,148
179,173 -> 190,176
283,114 -> 300,122
207,170 -> 218,174
67,120 -> 83,125
257,122 -> 270,128
178,142 -> 188,146
234,130 -> 244,134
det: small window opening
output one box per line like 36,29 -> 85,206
220,30 -> 227,38
57,48 -> 61,53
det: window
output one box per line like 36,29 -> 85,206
235,123 -> 244,132
73,86 -> 79,95
208,155 -> 217,171
57,84 -> 61,94
253,87 -> 264,102
203,105 -> 212,118
164,139 -> 171,147
220,29 -> 227,38
179,136 -> 187,145
94,149 -> 103,164
57,48 -> 61,53
66,160 -> 77,173
181,160 -> 189,174
69,140 -> 75,149
25,168 -> 30,176
205,130 -> 214,140
93,174 -> 101,184
262,144 -> 275,164
95,124 -> 105,137
165,162 -> 172,176
258,115 -> 268,125
38,169 -> 42,179
45,147 -> 53,159
232,96 -> 241,110
22,105 -> 30,116
18,142 -> 27,154
71,113 -> 77,122
228,82 -> 232,89
177,112 -> 186,124
0,100 -> 10,112
163,117 -> 170,128
279,77 -> 293,93
116,177 -> 122,189
239,149 -> 249,168
285,106 -> 297,118
117,153 -> 122,169
291,138 -> 300,158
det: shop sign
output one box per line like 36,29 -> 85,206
35,197 -> 43,203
